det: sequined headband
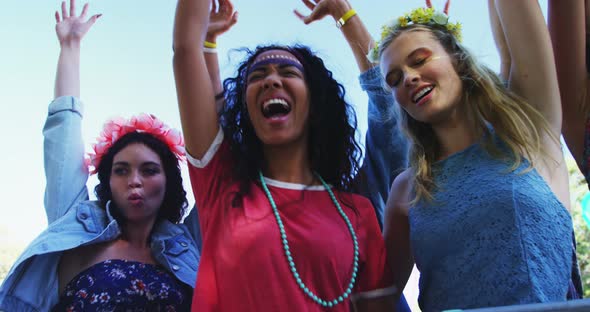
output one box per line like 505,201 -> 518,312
247,53 -> 305,77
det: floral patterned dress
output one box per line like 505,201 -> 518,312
52,259 -> 191,312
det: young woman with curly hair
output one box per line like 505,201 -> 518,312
173,0 -> 391,310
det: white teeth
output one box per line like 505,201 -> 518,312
413,86 -> 433,103
263,98 -> 289,109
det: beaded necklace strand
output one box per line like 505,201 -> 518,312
258,171 -> 359,308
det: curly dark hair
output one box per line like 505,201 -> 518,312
94,132 -> 189,224
220,44 -> 362,203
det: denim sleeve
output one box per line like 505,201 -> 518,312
43,96 -> 89,224
357,67 -> 412,312
183,205 -> 203,252
357,67 -> 409,229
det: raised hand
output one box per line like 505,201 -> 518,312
55,0 -> 101,46
207,0 -> 238,41
294,0 -> 351,25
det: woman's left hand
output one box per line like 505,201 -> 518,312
55,0 -> 101,47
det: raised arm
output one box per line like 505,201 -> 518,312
205,0 -> 238,112
54,0 -> 100,99
205,0 -> 237,96
493,1 -> 572,210
492,0 -> 561,136
488,0 -> 510,81
295,0 -> 409,227
45,0 -> 100,223
358,70 -> 408,229
173,0 -> 217,159
548,0 -> 588,170
181,0 -> 237,250
294,0 -> 372,72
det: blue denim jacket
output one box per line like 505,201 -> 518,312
359,67 -> 411,311
359,67 -> 409,228
0,96 -> 201,312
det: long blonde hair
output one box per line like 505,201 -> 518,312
378,25 -> 555,202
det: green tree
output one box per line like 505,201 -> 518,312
567,157 -> 590,297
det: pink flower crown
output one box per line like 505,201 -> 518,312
86,113 -> 185,174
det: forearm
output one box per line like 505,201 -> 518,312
204,35 -> 225,113
173,0 -> 209,53
335,6 -> 374,73
548,0 -> 586,104
495,0 -> 562,130
204,52 -> 222,96
548,0 -> 587,165
488,0 -> 510,80
54,43 -> 81,99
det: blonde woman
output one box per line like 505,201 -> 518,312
377,1 -> 574,310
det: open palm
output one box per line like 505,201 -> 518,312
55,0 -> 100,45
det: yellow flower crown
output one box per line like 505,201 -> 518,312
367,6 -> 462,63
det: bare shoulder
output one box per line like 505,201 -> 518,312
57,242 -> 111,295
386,168 -> 414,217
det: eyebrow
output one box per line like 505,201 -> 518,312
385,47 -> 431,82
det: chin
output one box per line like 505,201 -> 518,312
263,131 -> 306,146
260,136 -> 293,146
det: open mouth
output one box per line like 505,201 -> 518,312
262,98 -> 291,119
413,86 -> 434,103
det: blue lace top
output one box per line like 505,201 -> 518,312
51,259 -> 191,311
410,133 -> 574,311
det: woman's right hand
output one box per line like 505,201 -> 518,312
294,0 -> 352,25
55,0 -> 101,47
206,0 -> 238,42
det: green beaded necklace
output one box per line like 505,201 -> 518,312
258,171 -> 360,308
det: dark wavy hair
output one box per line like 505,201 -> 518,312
94,132 -> 189,224
220,44 -> 362,203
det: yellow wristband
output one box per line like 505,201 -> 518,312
204,40 -> 217,49
336,9 -> 357,29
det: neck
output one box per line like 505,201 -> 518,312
262,141 -> 316,185
431,114 -> 478,160
120,219 -> 156,248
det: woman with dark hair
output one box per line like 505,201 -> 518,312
0,1 -> 200,311
220,44 -> 362,197
173,0 -> 390,310
378,1 -> 574,310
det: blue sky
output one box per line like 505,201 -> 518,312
0,0 -> 544,242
